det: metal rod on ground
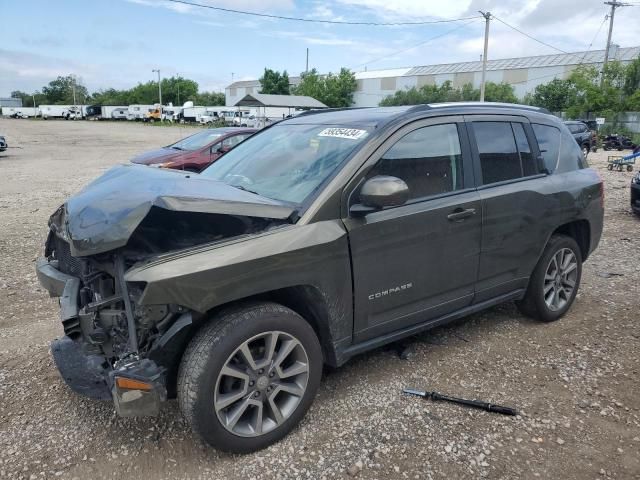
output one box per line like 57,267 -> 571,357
479,11 -> 491,102
602,1 -> 629,87
403,388 -> 518,416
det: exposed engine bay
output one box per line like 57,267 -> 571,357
46,207 -> 286,366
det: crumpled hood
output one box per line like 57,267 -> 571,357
130,147 -> 183,165
49,164 -> 295,256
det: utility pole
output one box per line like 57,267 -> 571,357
71,75 -> 77,107
152,69 -> 162,105
602,1 -> 629,87
479,11 -> 491,102
176,73 -> 180,106
306,48 -> 309,73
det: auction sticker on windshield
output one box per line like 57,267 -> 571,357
318,128 -> 368,140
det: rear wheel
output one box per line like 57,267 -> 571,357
517,235 -> 582,322
178,302 -> 322,453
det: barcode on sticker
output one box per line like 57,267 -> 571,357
318,128 -> 367,140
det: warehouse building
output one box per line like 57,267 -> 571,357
0,97 -> 22,108
225,46 -> 640,108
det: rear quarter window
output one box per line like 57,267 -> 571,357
532,124 -> 560,172
559,128 -> 587,170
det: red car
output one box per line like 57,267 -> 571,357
130,127 -> 256,172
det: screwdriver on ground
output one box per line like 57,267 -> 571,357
403,388 -> 518,416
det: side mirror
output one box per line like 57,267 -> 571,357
351,176 -> 409,215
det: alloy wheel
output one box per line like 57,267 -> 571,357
543,248 -> 578,311
214,331 -> 310,437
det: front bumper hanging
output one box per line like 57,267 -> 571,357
38,257 -> 167,416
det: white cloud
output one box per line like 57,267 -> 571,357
335,0 -> 473,20
124,0 -> 295,15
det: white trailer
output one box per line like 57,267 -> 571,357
182,106 -> 211,123
127,105 -> 155,121
1,107 -> 39,118
98,106 -> 128,120
40,105 -> 87,119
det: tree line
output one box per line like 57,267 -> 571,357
258,68 -> 358,108
11,75 -> 224,107
14,57 -> 640,117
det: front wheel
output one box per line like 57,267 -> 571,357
517,234 -> 582,322
178,302 -> 322,453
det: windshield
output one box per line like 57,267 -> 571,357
201,124 -> 371,204
169,130 -> 223,151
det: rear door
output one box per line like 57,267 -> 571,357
343,116 -> 482,342
465,115 -> 551,302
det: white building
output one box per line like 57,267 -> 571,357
225,46 -> 640,108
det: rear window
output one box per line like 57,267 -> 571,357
532,124 -> 560,172
472,121 -> 540,185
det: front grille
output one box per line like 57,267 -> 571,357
54,235 -> 83,276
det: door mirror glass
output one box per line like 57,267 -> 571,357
357,176 -> 409,211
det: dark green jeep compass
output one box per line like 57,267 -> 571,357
37,103 -> 603,453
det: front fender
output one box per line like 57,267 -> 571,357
125,220 -> 353,345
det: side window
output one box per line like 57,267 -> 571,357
368,123 -> 463,201
472,122 -> 522,184
532,124 -> 561,172
511,123 -> 537,177
210,141 -> 222,153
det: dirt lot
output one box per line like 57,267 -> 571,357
0,118 -> 638,480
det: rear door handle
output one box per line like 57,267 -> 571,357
447,208 -> 476,222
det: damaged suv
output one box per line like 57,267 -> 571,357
37,103 -> 603,453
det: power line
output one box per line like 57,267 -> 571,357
578,15 -> 608,65
164,0 -> 479,26
491,15 -> 568,54
351,18 -> 482,69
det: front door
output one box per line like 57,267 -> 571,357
343,117 -> 482,342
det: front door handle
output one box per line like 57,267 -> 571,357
447,208 -> 476,222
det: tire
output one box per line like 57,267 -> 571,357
516,234 -> 582,322
177,302 -> 323,453
627,165 -> 633,172
607,164 -> 614,170
581,144 -> 589,159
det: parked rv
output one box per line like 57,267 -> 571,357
127,105 -> 155,121
101,106 -> 129,120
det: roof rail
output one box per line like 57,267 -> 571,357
294,106 -> 372,117
423,101 -> 551,115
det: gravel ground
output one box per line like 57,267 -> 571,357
0,118 -> 638,480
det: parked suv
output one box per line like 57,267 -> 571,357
36,103 -> 603,453
564,121 -> 593,157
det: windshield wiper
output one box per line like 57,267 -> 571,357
229,184 -> 261,196
170,146 -> 184,150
